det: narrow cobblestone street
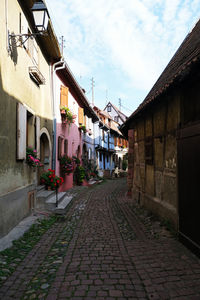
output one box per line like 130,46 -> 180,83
0,178 -> 200,300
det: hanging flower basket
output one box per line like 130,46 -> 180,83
26,147 -> 43,168
60,106 -> 76,125
79,125 -> 87,133
60,155 -> 74,175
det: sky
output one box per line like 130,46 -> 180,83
45,0 -> 200,117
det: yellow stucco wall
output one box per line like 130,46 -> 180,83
0,0 -> 53,196
0,0 -> 52,120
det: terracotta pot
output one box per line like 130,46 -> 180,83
60,109 -> 66,115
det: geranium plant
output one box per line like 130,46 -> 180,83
26,147 -> 43,167
60,155 -> 74,175
60,106 -> 76,125
40,169 -> 64,190
73,165 -> 86,185
79,125 -> 87,133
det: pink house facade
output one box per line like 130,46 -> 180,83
53,61 -> 98,191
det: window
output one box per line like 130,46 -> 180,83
102,129 -> 104,141
58,136 -> 63,160
107,105 -> 111,112
27,110 -> 35,148
64,139 -> 68,155
114,116 -> 119,122
100,153 -> 102,161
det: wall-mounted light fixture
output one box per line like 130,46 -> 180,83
8,1 -> 50,50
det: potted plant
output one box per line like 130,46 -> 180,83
73,165 -> 86,185
60,106 -> 76,125
60,155 -> 74,175
40,169 -> 64,190
26,147 -> 43,168
79,125 -> 87,133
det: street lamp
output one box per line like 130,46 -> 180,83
8,0 -> 50,50
31,0 -> 50,32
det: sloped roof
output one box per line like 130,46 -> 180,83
57,62 -> 98,122
104,102 -> 128,122
123,18 -> 200,128
110,120 -> 122,136
99,110 -> 112,119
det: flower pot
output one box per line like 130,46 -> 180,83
60,109 -> 66,115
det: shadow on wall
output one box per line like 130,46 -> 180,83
8,32 -> 18,65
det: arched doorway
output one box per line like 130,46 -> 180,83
39,128 -> 52,171
82,143 -> 87,161
40,133 -> 50,170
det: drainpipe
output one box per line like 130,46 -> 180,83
51,59 -> 65,170
5,0 -> 9,52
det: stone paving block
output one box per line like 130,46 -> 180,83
0,179 -> 200,300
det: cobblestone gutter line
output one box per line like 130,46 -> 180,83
105,192 -> 148,299
0,187 -> 91,300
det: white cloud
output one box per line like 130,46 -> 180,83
46,0 -> 200,96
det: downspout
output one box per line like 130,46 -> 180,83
51,59 -> 65,170
5,0 -> 9,52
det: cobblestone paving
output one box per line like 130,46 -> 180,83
0,178 -> 200,299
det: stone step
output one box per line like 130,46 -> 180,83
36,185 -> 45,192
54,194 -> 73,215
45,192 -> 66,210
36,189 -> 56,209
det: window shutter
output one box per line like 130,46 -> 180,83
84,115 -> 86,127
60,85 -> 68,107
17,103 -> 27,160
78,107 -> 84,125
58,136 -> 63,160
114,137 -> 117,146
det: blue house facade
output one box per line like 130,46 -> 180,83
93,107 -> 127,177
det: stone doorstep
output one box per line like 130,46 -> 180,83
45,192 -> 66,210
54,194 -> 73,215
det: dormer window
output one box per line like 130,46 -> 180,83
107,105 -> 111,112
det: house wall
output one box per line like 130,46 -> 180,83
0,0 -> 53,237
54,76 -> 82,191
130,91 -> 180,228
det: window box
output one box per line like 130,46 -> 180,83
29,66 -> 45,85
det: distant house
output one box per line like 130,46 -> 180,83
93,106 -> 128,177
104,102 -> 128,125
121,19 -> 200,255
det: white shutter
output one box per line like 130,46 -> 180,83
88,118 -> 92,130
36,116 -> 40,158
17,103 -> 27,160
